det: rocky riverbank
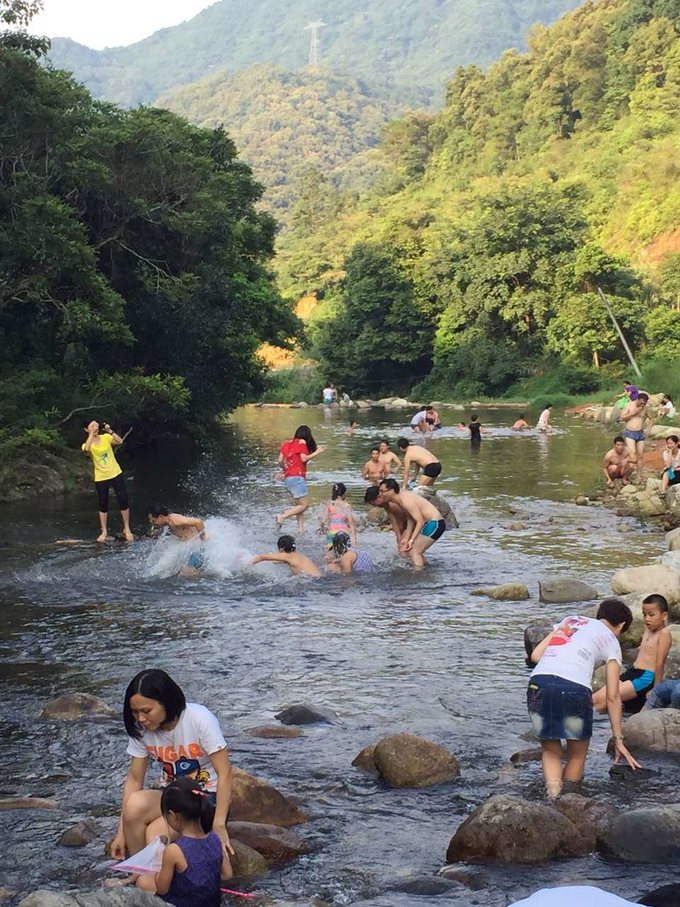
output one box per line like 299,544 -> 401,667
0,450 -> 88,504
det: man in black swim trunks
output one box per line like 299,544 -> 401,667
397,437 -> 442,488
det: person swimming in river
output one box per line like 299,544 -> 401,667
377,439 -> 401,474
326,532 -> 376,574
251,535 -> 321,577
512,415 -> 530,431
468,414 -> 484,444
148,506 -> 207,576
363,446 -> 388,484
321,483 -> 357,551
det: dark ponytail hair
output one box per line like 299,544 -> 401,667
123,669 -> 186,739
161,777 -> 215,833
331,482 -> 347,501
293,425 -> 317,453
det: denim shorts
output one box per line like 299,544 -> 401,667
284,476 -> 308,499
527,674 -> 593,741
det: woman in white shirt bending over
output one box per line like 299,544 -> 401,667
528,598 -> 640,799
110,669 -> 234,871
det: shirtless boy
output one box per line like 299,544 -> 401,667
397,438 -> 442,487
602,436 -> 634,489
363,447 -> 388,484
366,478 -> 445,569
251,535 -> 321,577
512,415 -> 529,431
148,506 -> 207,575
592,593 -> 671,714
620,392 -> 653,480
378,439 -> 401,474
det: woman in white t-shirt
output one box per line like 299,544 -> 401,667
110,670 -> 234,868
528,598 -> 640,798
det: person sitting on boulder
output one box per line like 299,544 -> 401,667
592,594 -> 671,715
528,598 -> 640,799
661,435 -> 680,493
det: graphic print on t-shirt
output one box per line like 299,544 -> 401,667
548,616 -> 588,647
147,743 -> 211,787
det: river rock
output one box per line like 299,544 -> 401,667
242,725 -> 303,739
538,578 -> 598,604
366,505 -> 389,526
575,495 -> 589,506
553,794 -> 618,851
355,400 -> 371,409
619,708 -> 680,752
0,797 -> 58,810
506,522 -> 529,531
509,748 -> 543,764
352,743 -> 379,776
229,767 -> 308,826
275,704 -> 335,725
58,819 -> 99,847
601,804 -> 680,862
385,397 -> 409,409
523,621 -> 552,660
41,693 -> 115,721
611,565 -> 680,611
667,486 -> 680,520
372,733 -> 460,788
637,492 -> 666,517
437,865 -> 488,890
228,821 -> 309,863
445,795 -> 587,864
471,583 -> 529,601
19,892 -> 162,906
639,883 -> 680,906
229,839 -> 270,877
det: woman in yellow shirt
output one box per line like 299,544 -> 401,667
81,420 -> 133,542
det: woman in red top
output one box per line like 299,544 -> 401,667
276,425 -> 325,532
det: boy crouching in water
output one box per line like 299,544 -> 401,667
592,593 -> 672,714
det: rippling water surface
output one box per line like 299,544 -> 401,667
1,406 -> 677,905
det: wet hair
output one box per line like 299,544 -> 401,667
613,435 -> 625,444
397,437 -> 410,450
379,438 -> 389,448
331,482 -> 347,501
364,486 -> 381,504
123,669 -> 186,740
332,532 -> 352,556
380,477 -> 400,493
370,446 -> 380,454
642,593 -> 669,614
161,777 -> 215,833
545,403 -> 553,408
638,393 -> 649,402
519,414 -> 526,419
149,505 -> 170,517
277,535 -> 296,552
293,425 -> 317,453
426,406 -> 434,412
667,435 -> 679,445
596,597 -> 633,632
470,413 -> 479,421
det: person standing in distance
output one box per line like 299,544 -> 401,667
81,419 -> 133,543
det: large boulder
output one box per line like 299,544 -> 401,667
471,583 -> 529,601
446,795 -> 587,864
372,733 -> 460,788
275,704 -> 335,725
41,693 -> 114,721
620,709 -> 680,753
553,794 -> 618,852
538,578 -> 598,604
229,768 -> 308,826
351,743 -> 379,777
611,565 -> 680,614
523,621 -> 553,660
228,821 -> 309,863
19,892 -> 161,906
601,805 -> 680,862
666,527 -> 680,551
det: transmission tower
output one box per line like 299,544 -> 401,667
303,20 -> 326,67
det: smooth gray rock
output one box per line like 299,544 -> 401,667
275,704 -> 335,725
523,621 -> 553,659
373,733 -> 460,788
601,804 -> 680,862
620,708 -> 680,753
538,578 -> 598,604
41,693 -> 114,721
58,820 -> 99,847
471,583 -> 529,601
19,892 -> 162,906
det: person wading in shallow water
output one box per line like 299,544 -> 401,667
81,420 -> 133,543
148,506 -> 207,576
276,425 -> 325,533
364,478 -> 445,570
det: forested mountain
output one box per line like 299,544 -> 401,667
280,0 -> 680,397
157,65 -> 397,220
47,0 -> 581,108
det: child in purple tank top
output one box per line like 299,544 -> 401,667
136,778 -> 229,906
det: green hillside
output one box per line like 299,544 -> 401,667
47,0 -> 582,108
157,65 -> 397,220
279,0 -> 680,398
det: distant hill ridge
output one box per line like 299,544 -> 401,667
48,0 -> 583,107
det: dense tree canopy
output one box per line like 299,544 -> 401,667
0,45 -> 297,457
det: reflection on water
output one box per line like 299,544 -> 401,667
0,406 -> 675,904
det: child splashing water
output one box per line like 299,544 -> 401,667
321,483 -> 357,552
136,777 -> 231,906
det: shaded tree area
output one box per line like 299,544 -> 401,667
0,36 -> 297,464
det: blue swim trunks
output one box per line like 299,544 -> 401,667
187,551 -> 204,570
421,519 -> 446,541
623,429 -> 646,442
620,666 -> 655,714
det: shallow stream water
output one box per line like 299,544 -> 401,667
1,406 -> 678,905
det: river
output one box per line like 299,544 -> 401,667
0,406 -> 677,905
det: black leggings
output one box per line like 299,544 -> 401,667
95,475 -> 129,513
